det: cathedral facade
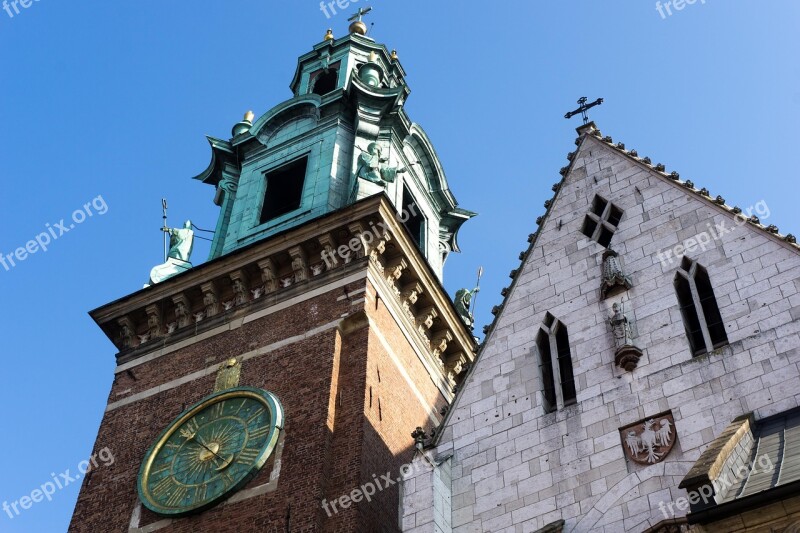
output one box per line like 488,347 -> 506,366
401,123 -> 800,533
67,16 -> 800,533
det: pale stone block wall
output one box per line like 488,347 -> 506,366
402,133 -> 800,532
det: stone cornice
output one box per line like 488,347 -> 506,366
91,195 -> 476,389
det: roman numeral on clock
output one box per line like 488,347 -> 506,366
236,448 -> 261,464
150,476 -> 175,499
165,486 -> 188,507
247,408 -> 265,424
248,426 -> 271,440
194,483 -> 207,502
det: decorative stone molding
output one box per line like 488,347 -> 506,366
444,352 -> 467,387
601,249 -> 633,299
117,316 -> 136,350
229,270 -> 250,306
201,281 -> 220,318
415,306 -> 438,337
257,258 -> 279,293
318,234 -> 337,271
289,246 -> 308,283
400,282 -> 423,313
90,196 -> 475,393
145,304 -> 162,339
384,256 -> 407,285
172,294 -> 192,329
431,330 -> 453,359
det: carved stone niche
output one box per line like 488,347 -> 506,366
601,248 -> 633,299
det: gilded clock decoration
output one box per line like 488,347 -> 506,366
138,387 -> 284,516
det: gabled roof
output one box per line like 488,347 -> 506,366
478,121 -> 800,340
427,121 -> 800,447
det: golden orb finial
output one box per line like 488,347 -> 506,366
244,110 -> 255,123
349,20 -> 367,35
324,29 -> 334,41
391,49 -> 398,61
347,6 -> 372,35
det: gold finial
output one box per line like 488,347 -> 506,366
324,29 -> 334,41
347,7 -> 372,35
391,50 -> 398,60
244,110 -> 255,123
368,51 -> 378,63
349,20 -> 367,35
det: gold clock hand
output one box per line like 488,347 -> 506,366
180,427 -> 234,469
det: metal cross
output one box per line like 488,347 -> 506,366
348,6 -> 373,22
565,97 -> 604,125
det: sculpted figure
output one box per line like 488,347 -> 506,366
454,287 -> 480,330
357,143 -> 405,186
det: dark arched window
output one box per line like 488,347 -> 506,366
675,257 -> 728,356
311,69 -> 338,96
537,313 -> 577,413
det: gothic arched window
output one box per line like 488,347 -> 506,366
537,313 -> 577,413
674,257 -> 728,356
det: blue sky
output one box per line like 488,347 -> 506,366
1,1 -> 798,531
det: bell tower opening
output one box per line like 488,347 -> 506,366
402,186 -> 426,251
311,69 -> 339,96
260,156 -> 308,224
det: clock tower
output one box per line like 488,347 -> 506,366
69,22 -> 476,533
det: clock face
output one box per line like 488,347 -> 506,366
138,387 -> 283,516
